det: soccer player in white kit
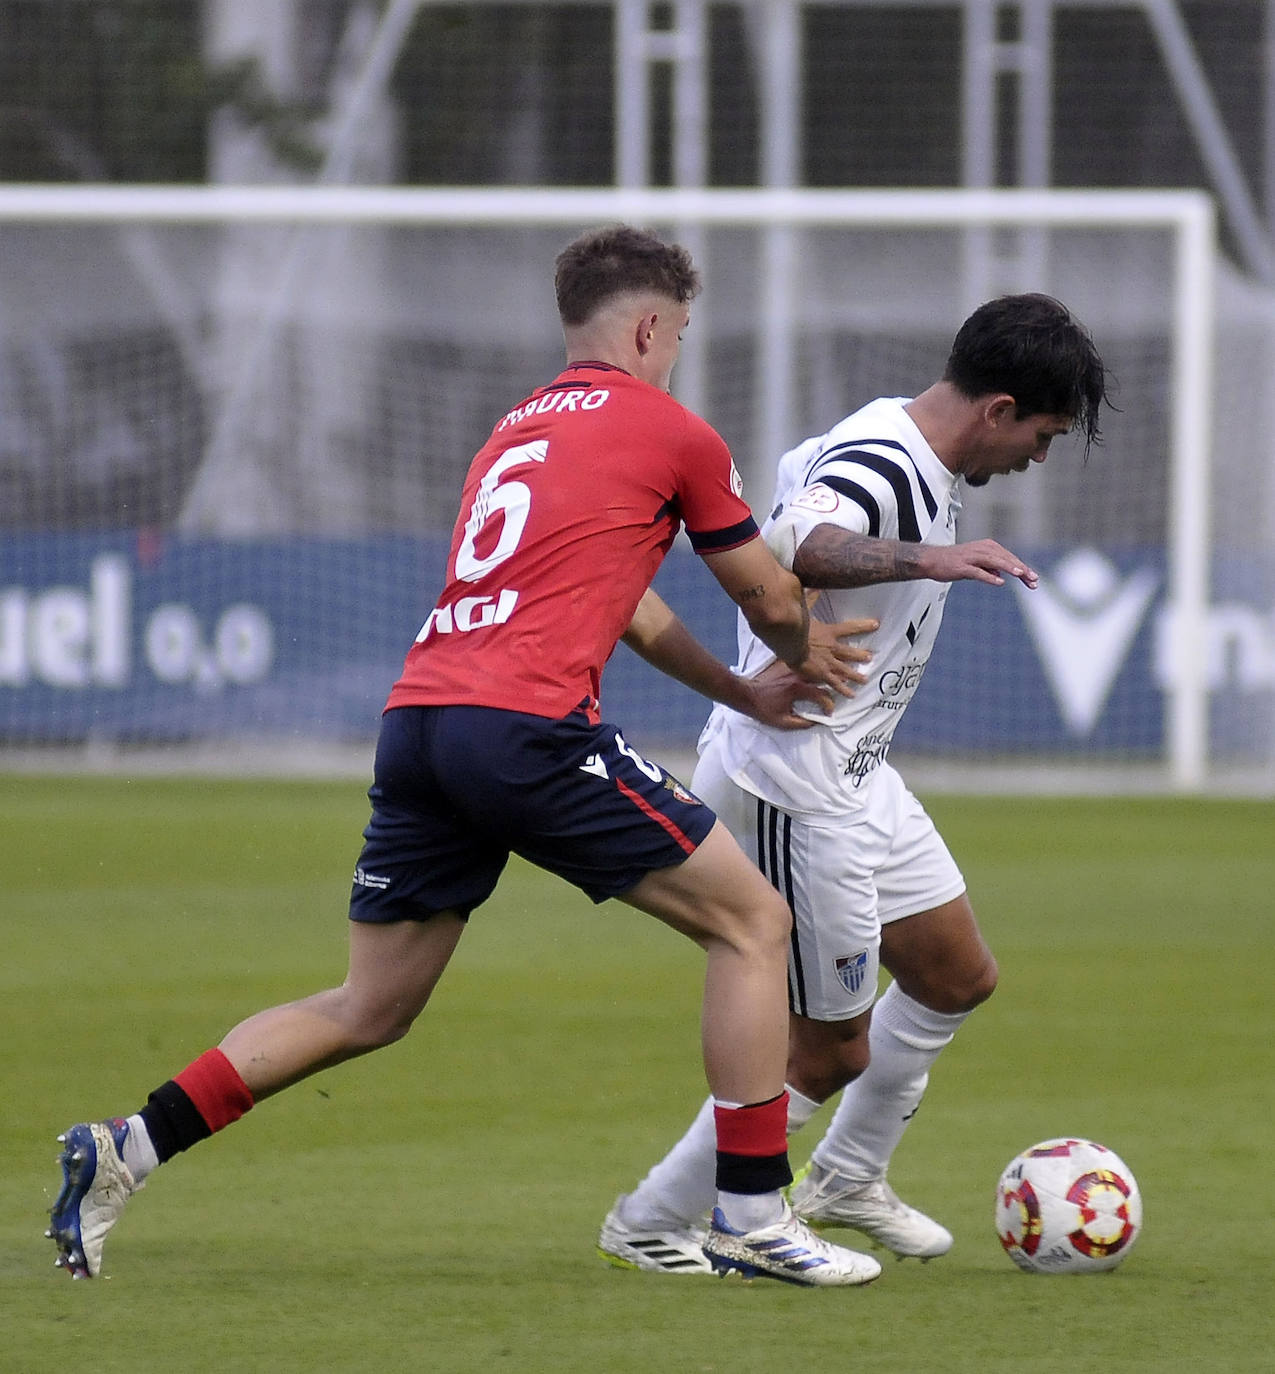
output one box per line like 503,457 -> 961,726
599,293 -> 1111,1270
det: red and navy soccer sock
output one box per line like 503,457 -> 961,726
132,1048 -> 255,1170
713,1091 -> 792,1231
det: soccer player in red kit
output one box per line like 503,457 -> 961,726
46,225 -> 882,1286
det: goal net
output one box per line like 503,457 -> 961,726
1,184 -> 1261,791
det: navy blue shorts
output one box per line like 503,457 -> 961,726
348,705 -> 717,922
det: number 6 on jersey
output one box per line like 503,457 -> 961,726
455,440 -> 548,581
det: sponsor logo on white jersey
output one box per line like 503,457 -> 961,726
843,727 -> 892,785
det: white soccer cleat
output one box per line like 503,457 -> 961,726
701,1200 -> 882,1287
788,1163 -> 953,1260
46,1120 -> 142,1279
597,1196 -> 714,1274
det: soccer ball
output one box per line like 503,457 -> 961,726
995,1137 -> 1142,1274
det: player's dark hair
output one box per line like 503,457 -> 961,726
554,224 -> 701,327
944,293 -> 1112,452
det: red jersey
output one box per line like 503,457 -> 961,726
387,362 -> 758,721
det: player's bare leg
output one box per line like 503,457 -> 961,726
622,820 -> 792,1104
879,893 -> 997,1013
617,822 -> 880,1285
219,913 -> 467,1098
786,1007 -> 872,1105
791,895 -> 995,1258
48,914 -> 465,1277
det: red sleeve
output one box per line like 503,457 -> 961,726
675,411 -> 760,553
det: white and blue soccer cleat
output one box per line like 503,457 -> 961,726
702,1200 -> 882,1286
46,1120 -> 141,1278
788,1163 -> 953,1260
597,1196 -> 715,1274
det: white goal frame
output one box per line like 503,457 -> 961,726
0,183 -> 1217,788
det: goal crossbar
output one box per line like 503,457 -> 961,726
0,182 -> 1215,231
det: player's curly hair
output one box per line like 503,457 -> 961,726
944,293 -> 1113,452
554,224 -> 701,327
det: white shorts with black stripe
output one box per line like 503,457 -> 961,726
692,747 -> 966,1022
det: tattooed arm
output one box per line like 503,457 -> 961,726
792,523 -> 1040,590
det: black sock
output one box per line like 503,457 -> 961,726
138,1081 -> 212,1164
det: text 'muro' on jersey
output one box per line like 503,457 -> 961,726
495,385 -> 611,432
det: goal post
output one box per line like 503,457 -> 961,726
0,184 -> 1224,789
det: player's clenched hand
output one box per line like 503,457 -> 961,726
790,614 -> 878,699
736,666 -> 833,729
923,540 -> 1039,589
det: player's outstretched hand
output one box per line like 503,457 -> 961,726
925,540 -> 1038,588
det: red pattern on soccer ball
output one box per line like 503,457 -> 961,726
1065,1169 -> 1137,1258
998,1178 -> 1042,1256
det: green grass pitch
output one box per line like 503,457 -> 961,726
2,774 -> 1273,1372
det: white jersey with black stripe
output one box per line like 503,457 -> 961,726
701,396 -> 962,820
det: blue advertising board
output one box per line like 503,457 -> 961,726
1,535 -> 1271,759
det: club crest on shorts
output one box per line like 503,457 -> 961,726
663,776 -> 700,805
834,951 -> 869,994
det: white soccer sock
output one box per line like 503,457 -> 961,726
620,1096 -> 718,1230
810,982 -> 968,1185
714,1188 -> 785,1232
121,1113 -> 160,1182
786,1084 -> 821,1133
620,1084 -> 822,1231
